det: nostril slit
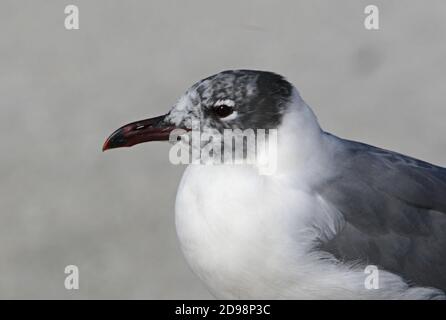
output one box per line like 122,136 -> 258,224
136,125 -> 145,130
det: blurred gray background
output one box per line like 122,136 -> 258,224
0,0 -> 445,299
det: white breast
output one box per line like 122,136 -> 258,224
174,158 -> 362,299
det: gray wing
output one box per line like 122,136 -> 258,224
317,134 -> 446,291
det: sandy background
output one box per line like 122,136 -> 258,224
0,0 -> 445,299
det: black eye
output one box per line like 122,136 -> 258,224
213,105 -> 234,118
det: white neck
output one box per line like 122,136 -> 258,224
265,90 -> 333,189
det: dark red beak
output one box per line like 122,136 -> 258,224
102,114 -> 177,151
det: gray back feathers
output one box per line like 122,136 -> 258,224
317,134 -> 446,291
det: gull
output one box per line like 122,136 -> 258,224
103,70 -> 446,299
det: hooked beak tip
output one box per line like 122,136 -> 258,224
102,127 -> 133,152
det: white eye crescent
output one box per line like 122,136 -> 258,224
214,99 -> 235,108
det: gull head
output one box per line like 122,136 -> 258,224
102,70 -> 299,151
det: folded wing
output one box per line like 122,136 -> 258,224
318,135 -> 446,291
